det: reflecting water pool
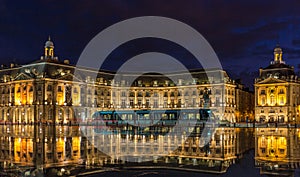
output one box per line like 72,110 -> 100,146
0,124 -> 299,177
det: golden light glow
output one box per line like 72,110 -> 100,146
13,138 -> 33,162
257,86 -> 286,106
258,136 -> 287,159
57,85 -> 65,105
72,136 -> 81,159
57,137 -> 64,154
72,86 -> 80,106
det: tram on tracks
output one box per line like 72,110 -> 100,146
91,109 -> 216,136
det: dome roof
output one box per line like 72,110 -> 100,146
45,36 -> 54,48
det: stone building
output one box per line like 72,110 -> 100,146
254,45 -> 300,123
0,37 -> 254,124
0,37 -> 256,174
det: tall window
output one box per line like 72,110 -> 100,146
164,92 -> 168,97
129,92 -> 134,97
129,99 -> 134,107
216,97 -> 220,106
121,99 -> 126,108
280,97 -> 284,105
261,138 -> 266,146
270,95 -> 275,105
138,92 -> 143,97
73,88 -> 78,93
121,91 -> 126,97
261,97 -> 265,105
192,98 -> 196,106
47,85 -> 52,91
192,91 -> 196,96
146,99 -> 150,108
138,99 -> 142,107
164,100 -> 167,107
57,86 -> 62,92
146,92 -> 150,97
154,100 -> 158,108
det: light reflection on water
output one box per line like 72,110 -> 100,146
0,124 -> 299,176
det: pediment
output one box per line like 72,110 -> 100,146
257,77 -> 287,84
13,72 -> 33,81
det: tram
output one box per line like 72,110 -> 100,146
92,109 -> 216,135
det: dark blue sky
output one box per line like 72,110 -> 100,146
1,0 -> 300,87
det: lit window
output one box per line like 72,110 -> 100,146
280,97 -> 284,105
261,97 -> 265,105
270,96 -> 275,105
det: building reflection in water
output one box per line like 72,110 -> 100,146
255,127 -> 300,176
0,124 -> 254,174
0,124 -> 81,169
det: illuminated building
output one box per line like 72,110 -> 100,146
254,46 -> 300,123
0,37 -> 255,174
255,128 -> 300,176
0,37 -> 253,124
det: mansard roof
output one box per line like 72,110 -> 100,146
259,67 -> 295,80
264,62 -> 293,70
0,59 -> 233,87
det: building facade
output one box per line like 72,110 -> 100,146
0,38 -> 254,124
254,46 -> 300,123
255,127 -> 300,176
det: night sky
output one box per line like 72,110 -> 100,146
1,0 -> 300,88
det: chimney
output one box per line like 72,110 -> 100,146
63,60 -> 70,64
259,68 -> 262,76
